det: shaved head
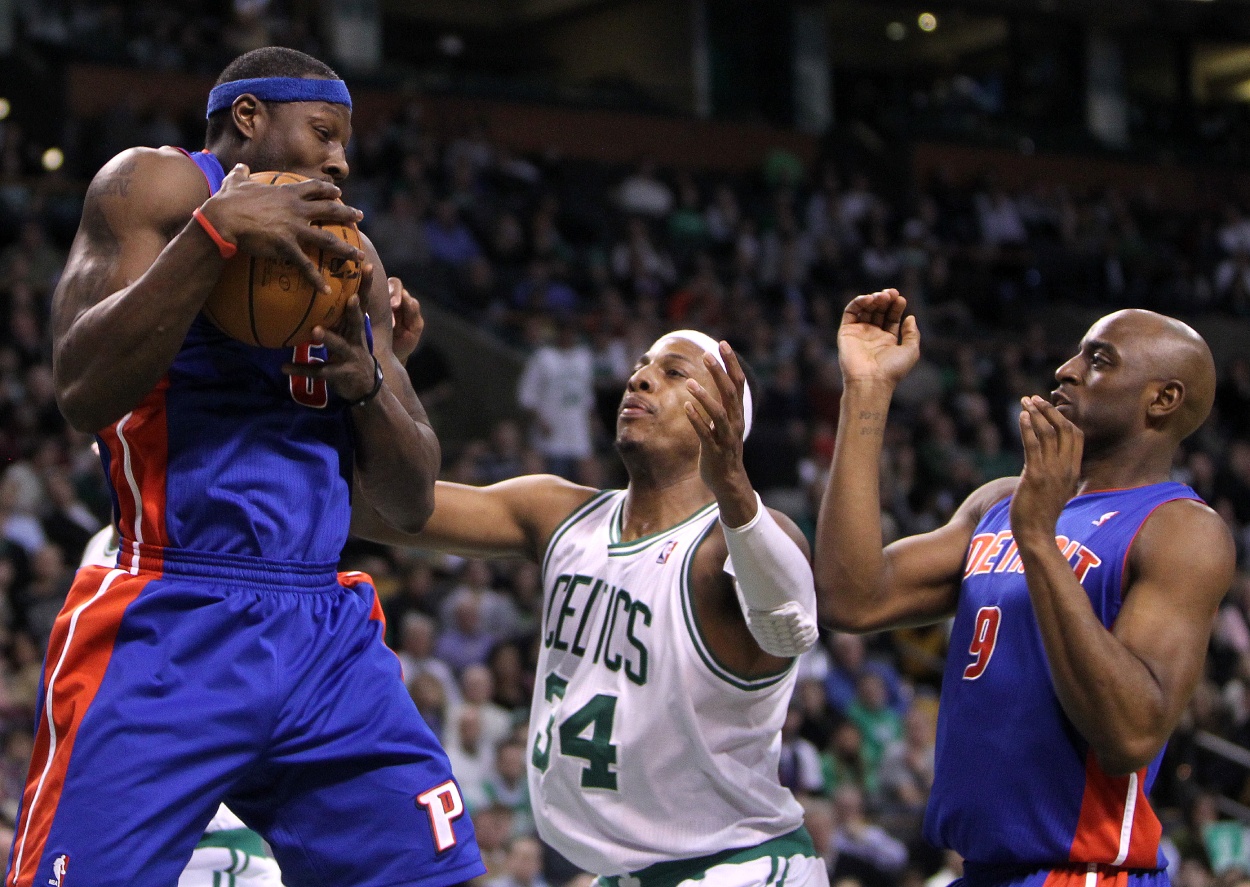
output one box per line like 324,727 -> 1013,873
1087,309 -> 1216,440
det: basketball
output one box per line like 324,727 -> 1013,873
202,171 -> 363,349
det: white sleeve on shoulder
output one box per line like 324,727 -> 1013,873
721,493 -> 819,657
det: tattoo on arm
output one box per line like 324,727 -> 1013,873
858,409 -> 887,436
93,158 -> 137,199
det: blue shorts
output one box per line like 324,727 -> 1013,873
955,862 -> 1170,887
6,550 -> 485,887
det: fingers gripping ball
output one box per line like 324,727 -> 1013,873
203,171 -> 363,348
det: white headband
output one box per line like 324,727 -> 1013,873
664,330 -> 753,440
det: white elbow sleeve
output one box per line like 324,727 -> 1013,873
722,493 -> 819,657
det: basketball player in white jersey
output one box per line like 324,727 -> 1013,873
355,309 -> 828,886
79,525 -> 286,887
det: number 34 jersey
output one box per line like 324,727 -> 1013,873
924,482 -> 1201,871
529,491 -> 805,877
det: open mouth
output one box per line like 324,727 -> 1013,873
619,395 -> 653,417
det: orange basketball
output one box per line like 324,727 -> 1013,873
203,171 -> 363,349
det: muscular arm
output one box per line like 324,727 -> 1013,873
344,237 -> 442,532
814,291 -> 1006,632
1017,497 -> 1234,776
52,149 -> 224,431
351,475 -> 597,562
53,148 -> 365,433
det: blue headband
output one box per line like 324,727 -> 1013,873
206,77 -> 352,119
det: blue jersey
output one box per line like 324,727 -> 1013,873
924,482 -> 1200,871
96,148 -> 357,570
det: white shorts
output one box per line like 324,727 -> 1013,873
593,829 -> 830,887
177,847 -> 284,887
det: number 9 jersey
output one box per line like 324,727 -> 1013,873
924,482 -> 1201,873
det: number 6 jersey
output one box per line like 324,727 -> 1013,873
529,491 -> 806,877
924,482 -> 1201,871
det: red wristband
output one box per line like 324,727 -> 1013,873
192,207 -> 237,259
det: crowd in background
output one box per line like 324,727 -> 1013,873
3,29 -> 1250,887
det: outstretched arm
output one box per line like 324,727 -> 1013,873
1010,396 -> 1235,774
814,290 -> 1002,632
351,474 -> 598,562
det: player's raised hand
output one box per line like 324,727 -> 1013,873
1010,394 -> 1083,542
838,289 -> 920,387
201,164 -> 366,294
684,342 -> 751,509
283,263 -> 381,404
388,277 -> 424,365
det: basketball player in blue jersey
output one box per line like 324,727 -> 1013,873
814,289 -> 1235,887
7,47 -> 484,887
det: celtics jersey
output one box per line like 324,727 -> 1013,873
529,491 -> 805,877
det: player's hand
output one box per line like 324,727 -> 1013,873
684,341 -> 753,514
201,163 -> 366,294
283,263 -> 381,404
838,289 -> 920,387
1010,394 -> 1083,543
389,277 -> 424,365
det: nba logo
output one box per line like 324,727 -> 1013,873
48,854 -> 68,887
657,540 -> 679,564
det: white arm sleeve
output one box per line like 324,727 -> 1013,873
721,493 -> 819,657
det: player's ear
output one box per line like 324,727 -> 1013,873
230,94 -> 263,141
1147,379 -> 1185,424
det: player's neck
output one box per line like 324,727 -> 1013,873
1077,440 -> 1176,494
620,472 -> 714,542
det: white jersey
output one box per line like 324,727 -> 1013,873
529,491 -> 805,877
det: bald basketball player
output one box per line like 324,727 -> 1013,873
814,291 -> 1234,887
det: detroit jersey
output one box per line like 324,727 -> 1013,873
924,482 -> 1201,870
96,148 -> 358,569
530,491 -> 805,877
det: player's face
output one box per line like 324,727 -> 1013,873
1051,314 -> 1154,442
248,100 -> 352,184
616,337 -> 719,449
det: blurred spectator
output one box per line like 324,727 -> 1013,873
845,673 -> 903,787
435,589 -> 499,675
395,612 -> 459,702
426,196 -> 483,271
443,706 -> 493,813
779,702 -> 826,798
451,663 -> 514,752
877,705 -> 937,826
409,671 -> 450,741
486,834 -> 551,887
384,557 -> 443,647
441,559 -> 524,641
477,419 -> 528,484
369,188 -> 430,282
822,719 -> 877,799
484,738 -> 534,837
824,633 -> 907,716
516,320 -> 595,482
40,468 -> 100,566
513,259 -> 578,318
616,158 -> 673,219
830,784 -> 909,887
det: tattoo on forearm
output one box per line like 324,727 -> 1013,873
857,410 -> 887,436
